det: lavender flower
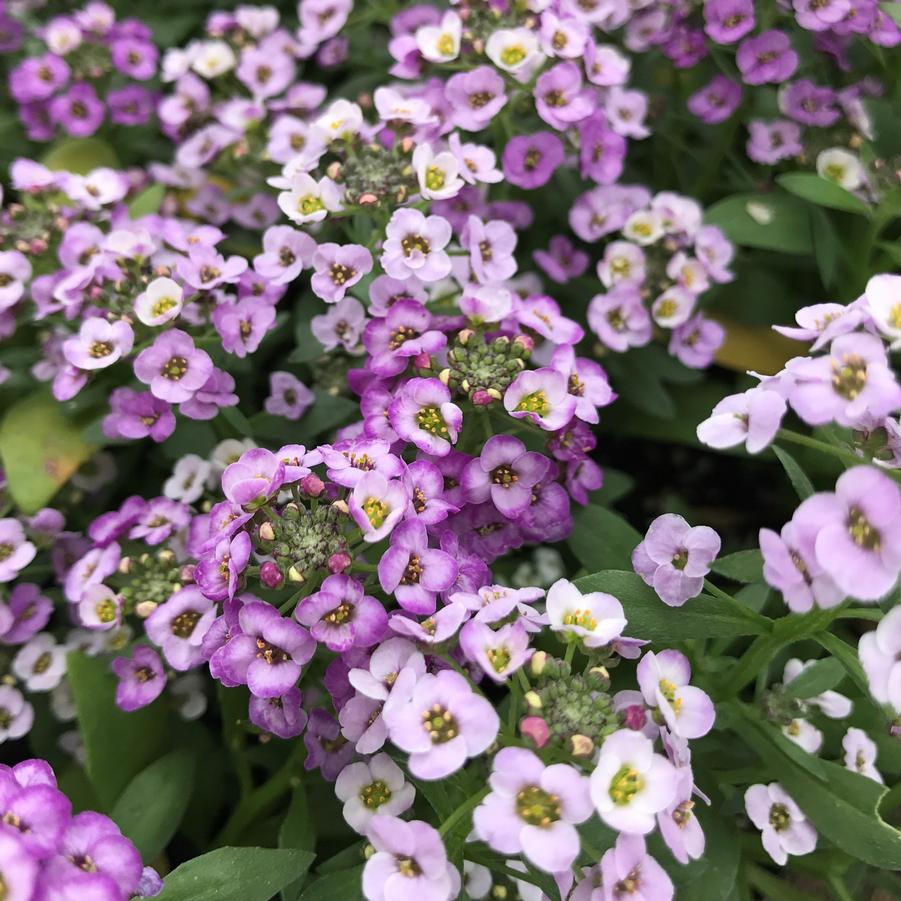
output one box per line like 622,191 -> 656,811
744,783 -> 817,865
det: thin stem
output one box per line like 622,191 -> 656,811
826,873 -> 855,901
563,643 -> 576,668
776,430 -> 901,484
832,607 -> 883,622
703,579 -> 772,627
439,786 -> 490,838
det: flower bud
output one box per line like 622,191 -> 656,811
471,389 -> 493,406
359,193 -> 379,205
413,352 -> 431,370
260,561 -> 284,588
623,704 -> 647,731
179,564 -> 196,584
258,521 -> 276,541
570,734 -> 595,757
530,651 -> 548,677
520,716 -> 550,748
287,565 -> 305,583
524,690 -> 542,710
300,474 -> 324,497
135,600 -> 158,618
328,551 -> 352,574
331,499 -> 349,514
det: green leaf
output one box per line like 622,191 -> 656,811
569,506 -> 642,572
711,550 -> 764,583
783,657 -> 845,699
279,783 -> 316,901
155,847 -> 316,901
111,749 -> 195,861
43,137 -> 120,174
704,192 -> 812,254
810,207 -> 840,290
593,468 -> 635,506
574,571 -> 770,641
814,633 -> 870,695
777,173 -> 870,217
0,392 -> 95,513
66,652 -> 168,808
298,866 -> 364,901
772,445 -> 814,500
128,183 -> 165,219
249,392 -> 357,445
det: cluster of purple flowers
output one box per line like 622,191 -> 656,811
0,756 -> 161,899
4,1 -> 159,140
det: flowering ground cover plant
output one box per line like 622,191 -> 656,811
0,0 -> 898,899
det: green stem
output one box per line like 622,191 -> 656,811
776,430 -> 901,484
825,873 -> 855,901
703,579 -> 772,628
832,607 -> 883,622
439,786 -> 490,838
563,643 -> 575,667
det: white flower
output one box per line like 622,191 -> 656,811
45,18 -> 82,55
210,438 -> 257,479
413,145 -> 464,201
12,635 -> 67,692
135,277 -> 184,327
485,27 -> 542,77
781,718 -> 823,754
545,578 -> 627,648
277,173 -> 343,224
590,729 -> 677,834
191,40 -> 237,78
313,99 -> 363,142
597,241 -> 645,288
651,287 -> 696,329
416,11 -> 462,63
863,273 -> 901,349
165,454 -> 212,504
172,673 -> 208,720
335,753 -> 416,833
373,87 -> 436,126
622,210 -> 664,246
745,782 -> 817,866
816,147 -> 864,191
842,727 -> 883,783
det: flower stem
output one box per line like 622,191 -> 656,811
438,786 -> 489,838
703,579 -> 772,628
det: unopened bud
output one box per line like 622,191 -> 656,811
520,716 -> 550,748
260,561 -> 284,588
513,334 -> 534,354
438,368 -> 451,386
570,734 -> 595,757
623,704 -> 647,731
29,238 -> 48,254
258,521 -> 276,541
331,499 -> 349,514
524,690 -> 542,710
530,651 -> 548,676
400,137 -> 414,154
135,600 -> 158,618
179,564 -> 196,584
358,193 -> 379,206
118,557 -> 133,575
328,551 -> 352,574
471,389 -> 493,407
457,328 -> 474,346
326,161 -> 342,180
413,352 -> 431,369
157,549 -> 175,564
301,474 -> 324,497
287,565 -> 305,584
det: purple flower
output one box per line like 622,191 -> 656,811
383,668 -> 499,779
688,75 -> 742,124
110,37 -> 158,79
49,83 -> 104,136
350,473 -> 409,543
632,514 -> 721,607
335,755 -> 415,834
0,583 -> 52,645
736,31 -> 798,85
305,709 -> 354,781
588,285 -> 652,352
578,115 -> 627,185
389,379 -> 462,457
459,619 -> 531,683
597,833 -> 674,901
311,297 -> 366,351
461,216 -> 517,284
111,646 -> 166,712
446,66 -> 507,131
534,236 -> 589,284
402,460 -> 459,526
745,783 -> 817,865
363,816 -> 458,901
789,333 -> 901,428
363,301 -> 447,377
254,226 -> 316,285
811,466 -> 901,601
704,0 -> 756,43
133,330 -> 214,404
657,767 -> 705,865
504,369 -> 578,431
697,387 -> 786,453
0,686 -> 32,742
296,574 -> 388,652
474,747 -> 592,874
0,771 -> 70,859
780,79 -> 840,126
0,520 -> 36,583
535,62 -> 595,130
502,132 -> 565,189
0,252 -> 32,310
589,729 -> 678,834
859,606 -> 901,712
794,0 -> 850,31
311,243 -> 372,303
195,532 -> 252,601
265,371 -> 315,420
10,54 -> 70,104
216,602 -> 315,698
0,831 -> 37,899
461,435 -> 549,519
746,119 -> 804,164
103,389 -> 175,443
669,314 -> 725,369
212,297 -> 276,358
107,85 -> 153,125
549,345 -> 615,424
546,578 -> 627,648
145,587 -> 216,671
249,686 -> 308,740
381,210 -> 452,283
637,650 -> 714,739
222,448 -> 286,508
378,519 -> 458,615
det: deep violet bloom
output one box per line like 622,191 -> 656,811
704,0 -> 756,43
111,646 -> 166,712
304,709 -> 354,781
534,235 -> 590,284
503,132 -> 565,189
688,75 -> 742,124
249,687 -> 308,739
461,435 -> 550,519
296,574 -> 388,651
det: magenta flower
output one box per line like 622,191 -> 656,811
697,387 -> 787,454
461,215 -> 517,284
474,747 -> 592,874
578,115 -> 626,185
296,574 -> 388,652
534,62 -> 595,130
103,389 -> 175,443
49,83 -> 104,136
222,448 -> 286,508
388,378 -> 462,457
704,0 -> 756,43
504,369 -> 577,431
10,53 -> 70,104
363,816 -> 458,901
363,300 -> 447,377
378,519 -> 458,615
669,315 -> 725,369
381,209 -> 452,283
502,132 -> 565,189
446,66 -> 507,131
111,646 -> 166,712
745,783 -> 817,865
194,532 -> 251,601
145,587 -> 216,671
212,297 -> 276,358
636,650 -> 714,739
632,514 -> 721,607
461,435 -> 550,519
133,330 -> 214,404
780,79 -> 840,126
383,668 -> 499,779
688,75 -> 742,124
264,371 -> 315,420
736,31 -> 798,85
321,438 -> 404,488
311,297 -> 366,351
311,243 -> 373,303
249,687 -> 308,740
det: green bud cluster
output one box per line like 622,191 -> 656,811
762,685 -> 809,726
531,667 -> 622,749
341,144 -> 417,205
258,503 -> 348,580
117,552 -> 183,613
442,331 -> 530,399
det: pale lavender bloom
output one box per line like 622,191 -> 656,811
460,620 -> 531,683
502,132 -> 565,189
64,543 -> 120,604
389,378 -> 462,457
350,473 -> 409,543
745,783 -> 817,865
0,584 -> 52,645
534,236 -> 589,284
145,587 -> 216,671
448,133 -> 502,185
590,729 -> 678,834
296,574 -> 388,652
746,119 -> 804,164
177,245 -> 247,290
632,514 -> 721,607
461,435 -> 550,519
462,216 -> 518,285
381,209 -> 452,283
335,755 -> 415,834
311,243 -> 372,303
363,301 -> 447,377
585,43 -> 631,87
474,747 -> 592,873
545,578 -> 626,648
859,606 -> 901,712
669,314 -> 725,368
535,62 -> 596,130
842,727 -> 883,783
390,604 -> 468,645
657,767 -> 705,865
254,226 -> 316,285
111,646 -> 166,712
588,285 -> 652,352
774,302 -> 864,351
0,520 -> 36,583
504,369 -> 578,431
550,345 -> 616,424
604,86 -> 650,139
363,816 -> 459,901
697,387 -> 787,453
401,461 -> 459,526
311,297 -> 366,351
736,31 -> 798,85
62,318 -> 134,371
0,685 -> 32,742
222,448 -> 285,508
695,224 -> 735,283
446,66 -> 507,131
12,634 -> 65,692
265,371 -> 315,420
0,252 -> 32,309
105,391 -> 175,442
596,833 -> 674,901
133,329 -> 214,403
516,295 -> 584,345
383,667 -> 499,779
637,650 -> 715,739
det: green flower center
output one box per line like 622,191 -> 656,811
363,497 -> 390,529
425,166 -> 446,191
421,703 -> 458,743
831,354 -> 867,400
769,803 -> 790,832
161,355 -> 188,381
514,390 -> 549,417
95,598 -> 118,624
416,405 -> 449,436
151,296 -> 177,318
487,646 -> 511,673
515,785 -> 561,827
609,765 -> 645,806
298,195 -> 325,216
360,779 -> 392,809
671,550 -> 688,570
500,45 -> 526,67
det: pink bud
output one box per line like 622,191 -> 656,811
413,352 -> 431,369
328,551 -> 352,574
300,474 -> 324,497
520,716 -> 550,748
624,704 -> 647,731
260,561 -> 284,589
514,334 -> 535,353
29,238 -> 48,255
179,564 -> 196,584
471,389 -> 493,406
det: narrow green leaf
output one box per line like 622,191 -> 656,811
299,866 -> 364,901
711,550 -> 764,583
128,183 -> 165,219
772,446 -> 815,500
280,783 -> 316,901
0,392 -> 95,513
111,750 -> 195,861
574,571 -> 769,641
66,652 -> 168,808
569,506 -> 642,572
783,657 -> 845,699
777,173 -> 871,216
156,847 -> 316,901
814,633 -> 870,695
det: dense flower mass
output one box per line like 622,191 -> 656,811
0,0 -> 897,899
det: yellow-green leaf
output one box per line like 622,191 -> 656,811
42,137 -> 120,174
